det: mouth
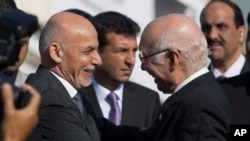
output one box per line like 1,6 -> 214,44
122,69 -> 132,74
83,68 -> 94,77
208,40 -> 223,48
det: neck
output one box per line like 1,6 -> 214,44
211,51 -> 241,73
93,74 -> 120,91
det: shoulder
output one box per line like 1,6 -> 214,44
125,81 -> 158,94
124,81 -> 160,101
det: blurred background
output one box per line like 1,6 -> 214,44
14,0 -> 250,103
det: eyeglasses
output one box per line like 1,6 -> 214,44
139,49 -> 170,60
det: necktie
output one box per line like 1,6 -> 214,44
217,75 -> 226,81
73,93 -> 84,115
105,92 -> 121,125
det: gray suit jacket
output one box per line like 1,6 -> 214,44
83,81 -> 161,128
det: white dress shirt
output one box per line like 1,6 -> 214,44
173,67 -> 209,94
91,77 -> 123,119
50,71 -> 77,98
210,54 -> 245,78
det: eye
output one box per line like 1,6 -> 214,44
217,23 -> 228,30
201,24 -> 211,33
83,47 -> 95,55
114,48 -> 127,53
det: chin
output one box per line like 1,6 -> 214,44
80,78 -> 92,88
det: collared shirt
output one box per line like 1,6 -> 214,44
173,67 -> 209,94
50,71 -> 77,99
210,54 -> 245,78
91,77 -> 123,119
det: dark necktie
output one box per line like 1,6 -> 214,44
74,93 -> 101,141
73,93 -> 84,115
105,92 -> 121,125
217,75 -> 226,81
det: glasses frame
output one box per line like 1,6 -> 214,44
139,49 -> 170,61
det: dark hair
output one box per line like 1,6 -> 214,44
92,11 -> 140,51
200,0 -> 244,28
0,0 -> 18,17
247,11 -> 250,24
63,8 -> 92,21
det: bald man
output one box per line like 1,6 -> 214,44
25,11 -> 143,141
138,14 -> 231,141
24,12 -> 102,141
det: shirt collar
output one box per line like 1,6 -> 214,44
91,77 -> 123,102
50,71 -> 77,98
173,67 -> 209,94
210,54 -> 245,78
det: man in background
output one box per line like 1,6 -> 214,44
200,0 -> 250,79
246,11 -> 250,59
83,11 -> 160,128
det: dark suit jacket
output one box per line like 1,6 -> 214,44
83,81 -> 161,128
25,66 -> 140,141
241,56 -> 250,73
25,66 -> 101,141
219,71 -> 250,124
147,72 -> 232,141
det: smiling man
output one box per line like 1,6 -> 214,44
25,11 -> 102,140
139,13 -> 231,141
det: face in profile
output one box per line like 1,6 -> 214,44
58,26 -> 101,90
139,31 -> 173,93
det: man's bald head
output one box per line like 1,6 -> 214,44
39,12 -> 97,56
140,14 -> 208,74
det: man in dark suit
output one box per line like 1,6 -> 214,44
25,11 -> 139,141
200,0 -> 250,79
219,71 -> 250,124
246,11 -> 250,59
138,14 -> 232,141
83,11 -> 160,128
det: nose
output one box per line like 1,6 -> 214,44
92,50 -> 102,66
125,51 -> 135,66
207,27 -> 219,40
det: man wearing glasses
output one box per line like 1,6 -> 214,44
138,14 -> 231,141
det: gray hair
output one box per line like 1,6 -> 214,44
153,27 -> 209,74
39,19 -> 66,57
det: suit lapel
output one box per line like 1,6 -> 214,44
152,72 -> 215,141
241,57 -> 250,73
122,82 -> 137,124
152,95 -> 179,141
80,93 -> 101,141
82,85 -> 104,118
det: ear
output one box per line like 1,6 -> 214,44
49,42 -> 63,63
238,25 -> 245,43
168,49 -> 181,72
